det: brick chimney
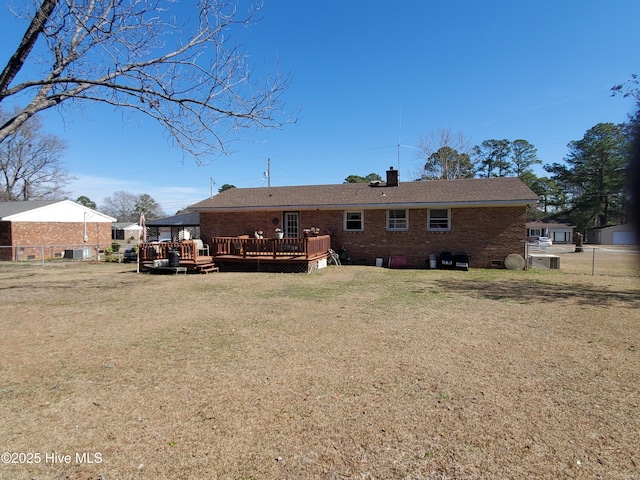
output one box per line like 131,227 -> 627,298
386,166 -> 399,187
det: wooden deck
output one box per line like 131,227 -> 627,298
210,235 -> 331,272
138,236 -> 332,273
138,240 -> 219,274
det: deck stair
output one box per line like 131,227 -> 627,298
193,262 -> 219,274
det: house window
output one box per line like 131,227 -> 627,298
528,228 -> 541,237
344,211 -> 363,231
387,209 -> 408,231
428,209 -> 450,231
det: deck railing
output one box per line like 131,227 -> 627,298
211,235 -> 331,260
138,240 -> 198,262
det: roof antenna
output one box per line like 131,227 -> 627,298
396,108 -> 417,178
398,111 -> 402,174
263,158 -> 271,187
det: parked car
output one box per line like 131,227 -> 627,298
123,248 -> 138,263
537,236 -> 553,247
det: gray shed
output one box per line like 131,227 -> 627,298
586,224 -> 637,245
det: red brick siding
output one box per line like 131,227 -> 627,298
200,211 -> 284,238
200,206 -> 527,268
0,221 -> 113,260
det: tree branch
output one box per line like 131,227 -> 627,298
0,0 -> 297,164
0,0 -> 60,98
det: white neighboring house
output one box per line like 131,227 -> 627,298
112,223 -> 143,241
0,200 -> 116,260
526,221 -> 575,244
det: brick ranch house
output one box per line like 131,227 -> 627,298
0,200 -> 116,261
189,169 -> 539,269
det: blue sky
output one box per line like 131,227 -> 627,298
1,0 -> 639,214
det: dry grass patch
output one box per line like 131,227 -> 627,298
0,259 -> 638,479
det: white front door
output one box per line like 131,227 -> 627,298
284,212 -> 299,238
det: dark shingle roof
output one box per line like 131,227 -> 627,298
189,177 -> 538,211
526,220 -> 574,228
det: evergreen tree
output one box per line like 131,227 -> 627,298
510,139 -> 541,177
422,146 -> 474,180
75,196 -> 97,209
344,173 -> 382,183
472,139 -> 512,177
545,123 -> 630,230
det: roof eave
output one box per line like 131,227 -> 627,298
193,198 -> 538,212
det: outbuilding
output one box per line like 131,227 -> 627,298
586,224 -> 637,245
0,200 -> 116,261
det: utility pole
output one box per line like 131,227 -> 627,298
210,177 -> 213,198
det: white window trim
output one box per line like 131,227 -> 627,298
386,209 -> 408,231
427,208 -> 451,232
344,210 -> 364,231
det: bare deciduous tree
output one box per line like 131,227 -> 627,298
415,129 -> 475,180
101,190 -> 139,222
0,0 -> 295,163
101,191 -> 165,222
134,193 -> 165,219
0,107 -> 72,200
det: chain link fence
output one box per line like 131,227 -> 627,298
2,242 -> 637,275
0,244 -> 116,268
527,243 -> 640,277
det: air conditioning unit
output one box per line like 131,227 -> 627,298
528,254 -> 560,270
64,248 -> 91,259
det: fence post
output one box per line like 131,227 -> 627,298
591,247 -> 596,276
41,246 -> 45,268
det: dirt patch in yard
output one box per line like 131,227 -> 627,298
0,258 -> 638,479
